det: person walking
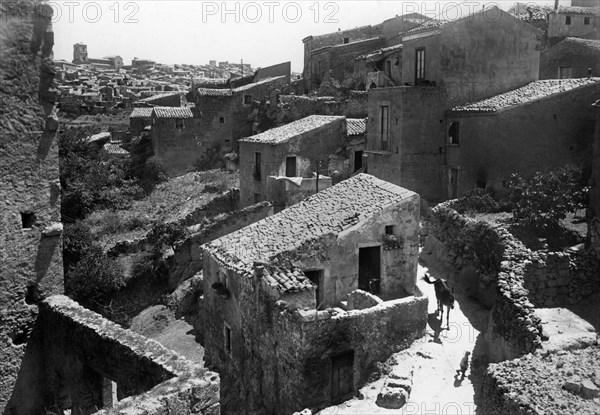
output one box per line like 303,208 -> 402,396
456,351 -> 470,379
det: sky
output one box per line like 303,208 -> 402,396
52,0 -> 560,72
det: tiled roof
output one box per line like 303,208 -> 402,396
563,37 -> 600,51
233,76 -> 287,92
357,43 -> 403,61
202,174 -> 416,294
401,19 -> 446,35
450,78 -> 600,114
239,115 -> 345,144
103,142 -> 129,155
196,88 -> 233,97
346,118 -> 367,136
137,92 -> 181,103
555,5 -> 600,15
152,106 -> 195,118
130,107 -> 153,118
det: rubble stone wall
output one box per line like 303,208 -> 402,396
168,202 -> 273,287
277,94 -> 367,124
423,204 -> 543,361
39,296 -> 220,415
481,346 -> 600,415
522,249 -> 599,307
0,1 -> 64,412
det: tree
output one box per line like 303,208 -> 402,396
504,165 -> 589,232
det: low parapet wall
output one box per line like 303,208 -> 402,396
423,204 -> 543,361
39,295 -> 219,414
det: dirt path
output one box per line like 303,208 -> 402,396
317,264 -> 489,415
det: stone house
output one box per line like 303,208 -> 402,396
547,5 -> 600,45
302,13 -> 428,92
365,6 -> 542,204
150,106 -> 204,176
199,173 -> 427,414
445,78 -> 600,198
190,76 -> 288,166
238,115 -> 353,210
540,37 -> 600,79
353,44 -> 403,90
587,98 -> 600,259
129,107 -> 153,136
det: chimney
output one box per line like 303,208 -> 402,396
253,262 -> 265,278
554,0 -> 559,10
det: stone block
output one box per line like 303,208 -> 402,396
581,379 -> 599,399
347,289 -> 383,310
376,386 -> 409,409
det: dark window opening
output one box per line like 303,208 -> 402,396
224,324 -> 232,354
584,17 -> 590,24
175,118 -> 184,129
385,225 -> 394,235
21,212 -> 36,229
385,60 -> 392,77
415,48 -> 426,84
286,156 -> 297,177
358,246 -> 381,294
10,327 -> 29,346
243,94 -> 253,105
559,66 -> 572,79
354,151 -> 363,172
380,106 -> 389,151
304,270 -> 324,310
343,37 -> 349,44
25,285 -> 41,305
219,116 -> 225,124
448,122 -> 460,145
254,152 -> 261,181
476,180 -> 486,189
565,15 -> 571,25
253,193 -> 262,204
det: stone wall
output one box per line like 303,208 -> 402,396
27,295 -> 220,415
0,1 -> 64,412
168,202 -> 273,288
481,346 -> 600,415
277,93 -> 367,125
522,249 -> 599,307
423,203 -> 543,361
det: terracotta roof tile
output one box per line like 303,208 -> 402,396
130,107 -> 153,118
555,5 -> 600,15
196,88 -> 233,97
152,106 -> 195,118
450,78 -> 600,114
202,174 -> 416,294
346,118 -> 367,136
563,37 -> 600,51
233,76 -> 286,92
240,115 -> 345,144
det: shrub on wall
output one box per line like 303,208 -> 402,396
504,165 -> 589,233
66,246 -> 125,304
447,188 -> 501,214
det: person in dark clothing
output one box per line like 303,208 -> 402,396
456,351 -> 470,379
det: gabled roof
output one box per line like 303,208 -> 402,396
137,92 -> 182,103
346,118 -> 367,136
402,6 -> 540,38
311,36 -> 384,55
561,37 -> 600,52
239,115 -> 345,144
356,43 -> 403,61
202,174 -> 417,294
130,107 -> 153,118
152,106 -> 196,119
449,78 -> 600,114
233,76 -> 286,92
196,88 -> 233,97
554,5 -> 600,15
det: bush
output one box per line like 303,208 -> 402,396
449,188 -> 500,214
146,222 -> 188,254
504,165 -> 589,233
66,246 -> 125,304
63,221 -> 95,269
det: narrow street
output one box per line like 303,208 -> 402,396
318,264 -> 490,415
